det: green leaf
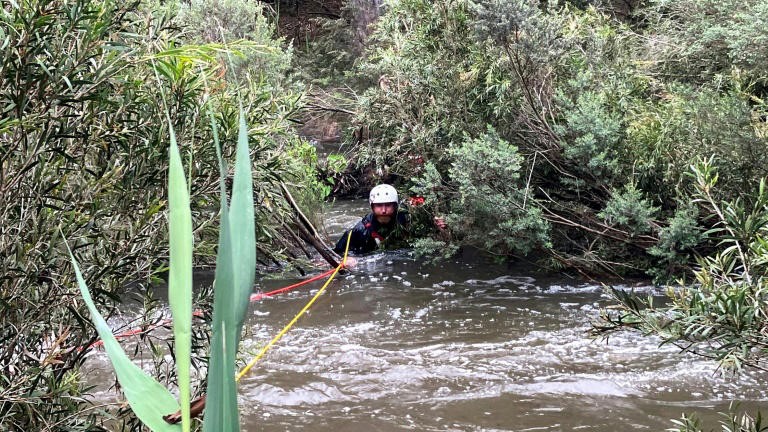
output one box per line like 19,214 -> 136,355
203,200 -> 238,432
228,108 -> 257,333
203,106 -> 256,432
66,243 -> 180,432
167,125 -> 193,431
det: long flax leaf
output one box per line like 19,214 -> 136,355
65,242 -> 180,432
204,207 -> 238,431
228,108 -> 256,331
203,104 -> 236,431
203,106 -> 256,431
167,125 -> 193,431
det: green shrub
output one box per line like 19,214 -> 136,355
354,0 -> 483,177
411,237 -> 460,261
554,71 -> 625,182
175,0 -> 294,85
625,84 -> 768,202
670,403 -> 767,432
413,128 -> 551,256
291,0 -> 379,89
642,0 -> 768,85
0,0 -> 320,428
0,1 -> 168,427
647,204 -> 704,281
598,158 -> 768,370
599,183 -> 659,236
353,1 -> 648,268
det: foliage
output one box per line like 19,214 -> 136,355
598,183 -> 659,236
642,0 -> 768,85
353,0 -> 631,264
286,140 -> 333,210
412,128 -> 551,256
670,403 -> 768,432
354,0 -> 483,177
285,0 -> 382,177
347,0 -> 766,276
326,153 -> 349,174
647,204 -> 703,281
411,237 -> 460,261
0,0 -> 321,428
291,0 -> 380,89
203,108 -> 257,432
625,84 -> 768,202
553,69 -> 626,182
0,1 -> 168,428
174,0 -> 294,85
596,158 -> 768,371
69,247 -> 183,432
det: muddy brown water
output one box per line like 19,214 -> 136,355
87,200 -> 767,431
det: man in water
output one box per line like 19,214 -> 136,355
333,184 -> 410,256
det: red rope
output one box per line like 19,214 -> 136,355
87,268 -> 338,350
249,268 -> 336,301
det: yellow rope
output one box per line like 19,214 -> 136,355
236,231 -> 352,382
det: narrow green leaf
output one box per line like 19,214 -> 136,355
203,198 -> 239,432
168,125 -> 193,432
203,104 -> 240,432
203,108 -> 257,431
66,243 -> 180,432
228,108 -> 257,332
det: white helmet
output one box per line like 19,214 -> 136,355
369,184 -> 398,205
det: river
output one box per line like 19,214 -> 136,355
89,200 -> 768,430
239,200 -> 767,430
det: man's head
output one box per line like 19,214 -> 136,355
369,184 -> 398,224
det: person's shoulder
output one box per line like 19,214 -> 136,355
353,214 -> 375,231
361,213 -> 376,225
396,209 -> 410,225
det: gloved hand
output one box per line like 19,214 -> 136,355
434,216 -> 447,231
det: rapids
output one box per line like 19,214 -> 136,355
85,199 -> 767,431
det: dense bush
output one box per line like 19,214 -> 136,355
348,0 -> 767,278
1,1 -> 165,427
597,159 -> 768,429
0,0 -> 320,428
354,0 -> 484,176
625,84 -> 768,202
174,0 -> 294,85
412,128 -> 550,256
599,159 -> 768,370
291,0 -> 380,89
670,403 -> 768,432
641,0 -> 768,85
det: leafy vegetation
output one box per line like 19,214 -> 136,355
3,0 -> 768,429
670,403 -> 768,432
597,159 -> 768,430
343,0 -> 768,279
0,0 -> 322,429
598,158 -> 768,371
412,127 -> 550,257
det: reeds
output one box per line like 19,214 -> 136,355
68,104 -> 257,431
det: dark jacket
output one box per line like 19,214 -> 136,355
334,211 -> 410,255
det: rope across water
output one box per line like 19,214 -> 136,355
90,234 -> 352,425
86,268 -> 337,350
90,230 -> 349,352
236,230 -> 352,381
